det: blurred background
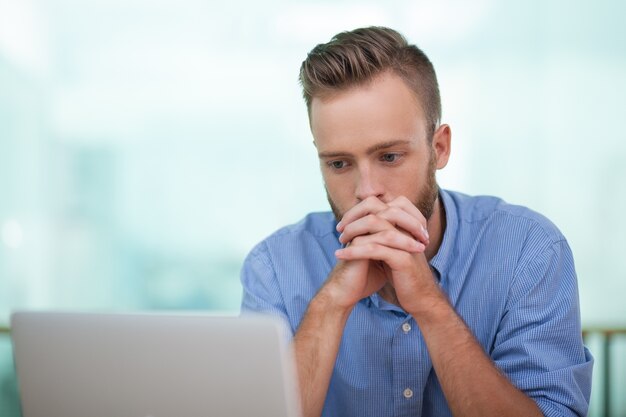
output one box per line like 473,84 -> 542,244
1,0 -> 625,415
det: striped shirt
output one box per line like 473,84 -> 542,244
240,189 -> 593,417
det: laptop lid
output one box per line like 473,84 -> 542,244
11,311 -> 301,417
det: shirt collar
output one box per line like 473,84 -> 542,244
367,292 -> 407,314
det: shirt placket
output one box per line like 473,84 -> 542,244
391,316 -> 431,417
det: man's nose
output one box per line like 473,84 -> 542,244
355,165 -> 385,202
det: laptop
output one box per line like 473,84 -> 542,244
10,311 -> 302,417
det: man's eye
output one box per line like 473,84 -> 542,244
329,160 -> 347,169
381,153 -> 400,163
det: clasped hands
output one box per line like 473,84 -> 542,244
327,196 -> 439,315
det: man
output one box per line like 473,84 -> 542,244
241,27 -> 593,417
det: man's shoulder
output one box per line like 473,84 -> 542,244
444,189 -> 566,244
268,211 -> 336,239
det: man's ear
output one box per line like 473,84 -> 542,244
432,124 -> 451,169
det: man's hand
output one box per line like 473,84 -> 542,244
329,195 -> 435,313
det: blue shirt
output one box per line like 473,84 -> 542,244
240,189 -> 593,417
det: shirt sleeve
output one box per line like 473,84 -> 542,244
490,239 -> 593,417
240,242 -> 294,337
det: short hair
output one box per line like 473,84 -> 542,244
299,26 -> 441,138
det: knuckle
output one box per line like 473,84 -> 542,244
365,214 -> 378,227
365,243 -> 377,252
378,210 -> 392,223
382,229 -> 397,242
388,206 -> 403,218
396,195 -> 410,206
364,196 -> 378,205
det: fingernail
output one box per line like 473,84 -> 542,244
422,225 -> 429,239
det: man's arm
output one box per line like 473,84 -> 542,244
292,282 -> 351,417
408,274 -> 544,417
335,197 -> 544,417
293,255 -> 417,417
337,252 -> 543,417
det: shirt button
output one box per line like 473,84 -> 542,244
402,322 -> 411,333
403,388 -> 413,399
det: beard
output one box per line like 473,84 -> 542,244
327,150 -> 439,223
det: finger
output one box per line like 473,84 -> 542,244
336,196 -> 387,232
339,213 -> 391,244
377,206 -> 429,245
347,230 -> 426,253
335,242 -> 416,271
340,211 -> 428,247
387,196 -> 428,229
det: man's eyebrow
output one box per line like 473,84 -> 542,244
365,139 -> 411,155
318,151 -> 348,159
317,139 -> 412,159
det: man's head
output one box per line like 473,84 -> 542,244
299,27 -> 451,221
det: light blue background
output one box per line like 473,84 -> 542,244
1,1 -> 625,415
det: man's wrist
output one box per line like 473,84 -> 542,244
315,281 -> 357,317
406,285 -> 453,327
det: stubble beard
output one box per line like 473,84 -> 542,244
327,152 -> 439,223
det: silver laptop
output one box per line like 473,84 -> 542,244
11,311 -> 302,417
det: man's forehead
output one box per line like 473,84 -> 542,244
310,75 -> 427,151
311,73 -> 424,126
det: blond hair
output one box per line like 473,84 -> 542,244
299,26 -> 441,138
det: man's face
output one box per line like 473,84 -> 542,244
310,71 -> 448,221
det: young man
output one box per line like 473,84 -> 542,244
241,27 -> 593,417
